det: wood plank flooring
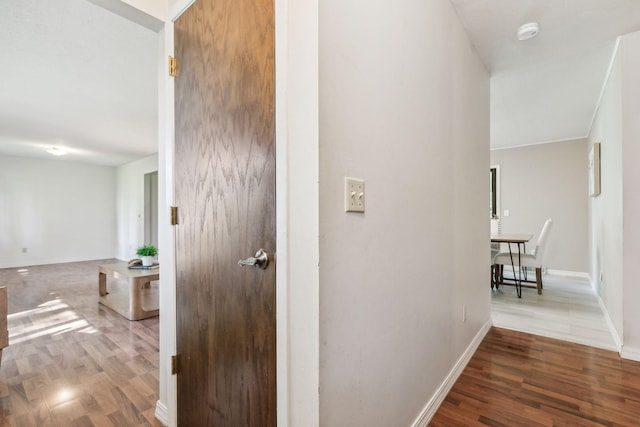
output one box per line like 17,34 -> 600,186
430,327 -> 640,426
0,260 -> 163,427
491,273 -> 617,351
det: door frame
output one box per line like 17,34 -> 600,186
155,1 -> 320,426
490,164 -> 501,219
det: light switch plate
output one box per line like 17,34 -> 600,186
345,177 -> 365,213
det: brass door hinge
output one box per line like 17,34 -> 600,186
170,206 -> 178,225
169,56 -> 178,77
171,354 -> 179,375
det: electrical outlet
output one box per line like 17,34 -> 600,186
344,177 -> 365,213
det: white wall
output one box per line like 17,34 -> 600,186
115,154 -> 158,260
0,155 -> 116,268
491,139 -> 590,273
621,31 -> 640,359
588,30 -> 640,359
589,32 -> 640,360
319,0 -> 490,425
588,44 -> 623,342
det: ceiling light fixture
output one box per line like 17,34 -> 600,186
517,22 -> 539,41
46,146 -> 68,156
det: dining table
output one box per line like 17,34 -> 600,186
491,233 -> 533,298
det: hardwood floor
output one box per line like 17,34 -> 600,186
430,327 -> 640,426
3,264 -> 630,426
0,260 -> 163,427
491,272 -> 617,351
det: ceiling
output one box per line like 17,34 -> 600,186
2,1 -> 640,164
449,0 -> 640,149
0,0 -> 158,167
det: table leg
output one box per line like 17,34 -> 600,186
507,243 -> 523,298
98,272 -> 108,296
130,278 -> 143,320
517,242 -> 524,297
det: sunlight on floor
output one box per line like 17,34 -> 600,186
8,299 -> 97,344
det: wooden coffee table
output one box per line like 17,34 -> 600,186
98,262 -> 160,320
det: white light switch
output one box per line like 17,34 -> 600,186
503,209 -> 510,217
345,177 -> 365,213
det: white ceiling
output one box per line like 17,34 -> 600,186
0,0 -> 158,167
450,0 -> 640,149
2,1 -> 640,163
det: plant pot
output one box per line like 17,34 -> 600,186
141,256 -> 154,267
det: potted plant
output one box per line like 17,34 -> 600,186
136,245 -> 158,267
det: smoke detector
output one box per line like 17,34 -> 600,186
517,23 -> 539,41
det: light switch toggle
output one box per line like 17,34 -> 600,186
345,177 -> 365,213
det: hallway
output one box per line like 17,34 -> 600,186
491,272 -> 616,351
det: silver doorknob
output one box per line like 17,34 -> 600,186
238,248 -> 269,270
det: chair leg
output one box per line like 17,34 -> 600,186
536,267 -> 542,294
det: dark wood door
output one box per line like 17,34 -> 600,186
174,0 -> 276,425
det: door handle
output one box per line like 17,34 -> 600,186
238,248 -> 269,270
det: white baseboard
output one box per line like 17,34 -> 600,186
594,293 -> 623,352
545,269 -> 590,280
410,320 -> 492,427
155,400 -> 169,426
621,346 -> 640,362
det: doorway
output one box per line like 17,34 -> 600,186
144,170 -> 158,249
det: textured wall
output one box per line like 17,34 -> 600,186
319,0 -> 490,424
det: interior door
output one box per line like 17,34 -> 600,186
174,0 -> 276,425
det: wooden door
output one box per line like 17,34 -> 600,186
174,0 -> 276,425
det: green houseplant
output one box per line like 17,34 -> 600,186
136,245 -> 157,266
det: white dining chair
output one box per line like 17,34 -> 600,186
490,217 -> 501,257
493,218 -> 553,295
490,217 -> 501,289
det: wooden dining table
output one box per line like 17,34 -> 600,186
491,233 -> 533,298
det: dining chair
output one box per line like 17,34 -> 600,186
490,217 -> 501,257
493,218 -> 553,295
490,218 -> 501,288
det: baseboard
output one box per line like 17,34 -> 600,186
621,346 -> 640,362
410,320 -> 492,427
545,269 -> 590,280
595,290 -> 623,352
155,400 -> 169,426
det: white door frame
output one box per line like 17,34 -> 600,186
155,1 -> 320,426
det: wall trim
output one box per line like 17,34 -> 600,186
621,346 -> 640,362
155,400 -> 168,426
595,291 -> 623,352
545,269 -> 590,280
586,36 -> 621,139
169,0 -> 195,22
490,135 -> 587,152
410,320 -> 492,427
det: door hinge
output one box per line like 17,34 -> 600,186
170,206 -> 178,225
171,354 -> 179,375
169,56 -> 178,77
